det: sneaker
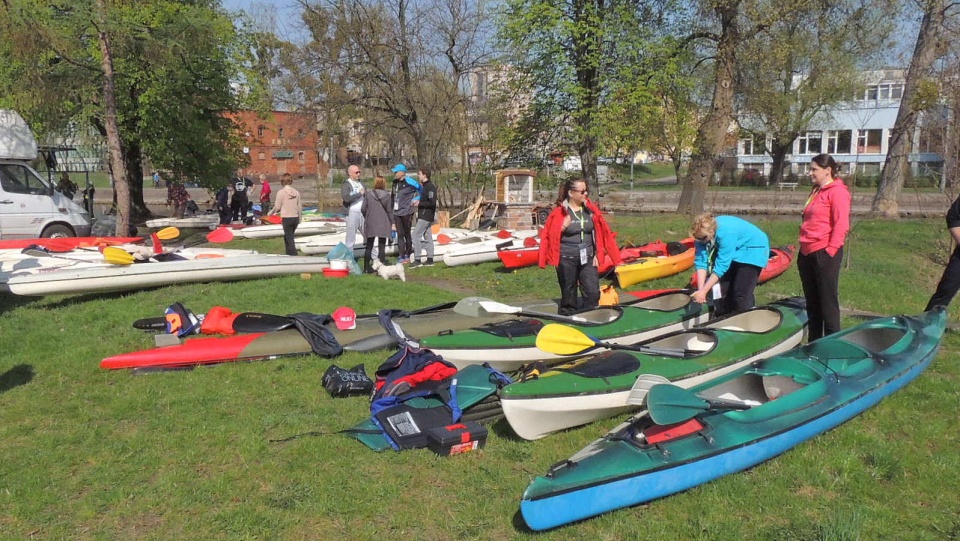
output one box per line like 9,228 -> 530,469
423,258 -> 434,267
398,256 -> 409,265
409,260 -> 422,268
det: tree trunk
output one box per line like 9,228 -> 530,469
124,139 -> 150,218
677,2 -> 740,215
872,0 -> 946,218
97,0 -> 130,236
768,138 -> 794,185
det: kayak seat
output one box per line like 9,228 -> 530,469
705,307 -> 782,334
804,338 -> 877,378
574,308 -> 621,324
556,352 -> 640,378
475,319 -> 544,339
634,293 -> 691,312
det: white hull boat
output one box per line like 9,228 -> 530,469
145,216 -> 220,229
233,221 -> 344,239
7,254 -> 328,296
441,230 -> 539,267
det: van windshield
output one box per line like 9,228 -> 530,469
0,163 -> 51,195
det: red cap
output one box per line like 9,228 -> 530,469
332,306 -> 357,330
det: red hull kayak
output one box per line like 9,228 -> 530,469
0,236 -> 142,251
687,245 -> 795,287
499,239 -> 674,272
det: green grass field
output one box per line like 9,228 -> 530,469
2,215 -> 959,540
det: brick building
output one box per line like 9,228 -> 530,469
228,111 -> 320,180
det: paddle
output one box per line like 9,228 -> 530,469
459,298 -> 591,324
102,228 -> 236,265
645,384 -> 754,425
42,226 -> 181,253
534,323 -> 693,358
20,246 -> 93,264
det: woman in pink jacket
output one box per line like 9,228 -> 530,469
798,154 -> 851,341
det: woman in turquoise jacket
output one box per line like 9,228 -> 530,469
690,213 -> 769,316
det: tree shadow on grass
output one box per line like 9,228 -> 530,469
0,364 -> 34,393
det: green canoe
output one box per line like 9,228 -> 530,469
417,291 -> 710,370
501,298 -> 808,440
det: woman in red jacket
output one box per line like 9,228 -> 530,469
539,178 -> 621,315
799,153 -> 851,341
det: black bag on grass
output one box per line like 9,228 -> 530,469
322,364 -> 374,397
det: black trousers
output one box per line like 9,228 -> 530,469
797,247 -> 844,341
926,244 -> 960,311
714,262 -> 762,317
231,197 -> 249,222
281,217 -> 299,256
556,256 -> 600,315
394,214 -> 414,258
363,236 -> 387,272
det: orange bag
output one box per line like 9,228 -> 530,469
599,285 -> 619,306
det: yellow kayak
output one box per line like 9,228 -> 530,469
614,238 -> 695,287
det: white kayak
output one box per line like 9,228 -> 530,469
145,216 -> 220,229
6,253 -> 326,296
233,221 -> 344,240
441,229 -> 540,267
6,254 -> 328,295
297,227 -> 474,257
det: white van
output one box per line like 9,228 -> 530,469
0,110 -> 91,238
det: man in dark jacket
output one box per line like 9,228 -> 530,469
390,163 -> 421,264
926,194 -> 960,310
410,168 -> 437,267
231,169 -> 253,223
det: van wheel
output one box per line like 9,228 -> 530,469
41,225 -> 73,238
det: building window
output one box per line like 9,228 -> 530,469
258,152 -> 265,160
797,131 -> 822,155
298,151 -> 305,162
826,130 -> 852,154
857,129 -> 883,154
739,133 -> 764,156
257,126 -> 264,137
917,125 -> 943,154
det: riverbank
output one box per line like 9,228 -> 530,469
95,180 -> 956,221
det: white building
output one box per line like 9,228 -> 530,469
736,70 -> 947,179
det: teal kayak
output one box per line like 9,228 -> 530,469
520,308 -> 946,531
417,291 -> 710,370
501,298 -> 808,440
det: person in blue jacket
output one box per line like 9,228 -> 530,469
690,213 -> 770,316
390,163 -> 421,264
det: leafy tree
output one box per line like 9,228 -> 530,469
873,0 -> 957,217
735,0 -> 890,186
497,0 -> 669,195
0,0 -> 248,234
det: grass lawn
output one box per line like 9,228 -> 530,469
1,215 -> 959,540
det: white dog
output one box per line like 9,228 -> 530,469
372,259 -> 406,282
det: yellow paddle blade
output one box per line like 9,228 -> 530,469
154,226 -> 180,240
102,246 -> 135,265
535,323 -> 598,355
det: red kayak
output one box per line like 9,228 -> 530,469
0,236 -> 143,251
687,245 -> 795,287
499,239 -> 673,272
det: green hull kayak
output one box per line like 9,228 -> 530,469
501,298 -> 808,440
520,308 -> 946,530
418,291 -> 710,370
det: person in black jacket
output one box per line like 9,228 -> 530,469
410,168 -> 437,267
926,194 -> 960,311
216,184 -> 232,225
